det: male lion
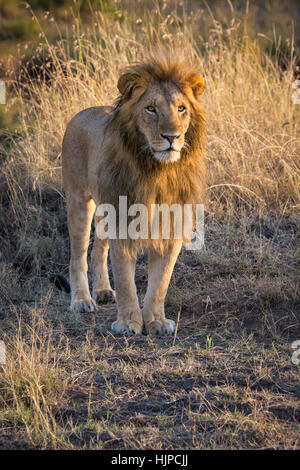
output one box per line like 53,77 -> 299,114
62,50 -> 206,335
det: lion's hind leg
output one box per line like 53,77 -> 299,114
91,226 -> 115,304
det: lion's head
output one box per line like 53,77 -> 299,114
114,49 -> 205,165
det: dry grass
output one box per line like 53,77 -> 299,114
0,0 -> 299,449
0,220 -> 299,449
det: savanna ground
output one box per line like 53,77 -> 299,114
0,0 -> 299,450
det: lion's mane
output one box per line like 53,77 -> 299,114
98,50 -> 206,255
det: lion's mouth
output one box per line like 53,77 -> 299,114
151,146 -> 178,152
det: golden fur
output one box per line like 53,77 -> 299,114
62,49 -> 206,335
99,52 -> 206,254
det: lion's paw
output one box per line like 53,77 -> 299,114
71,297 -> 96,313
111,317 -> 142,336
93,289 -> 116,304
146,318 -> 175,335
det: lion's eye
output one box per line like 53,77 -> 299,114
178,105 -> 186,113
146,106 -> 156,113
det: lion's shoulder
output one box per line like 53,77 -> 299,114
67,106 -> 113,128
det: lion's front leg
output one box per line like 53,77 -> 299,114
109,240 -> 142,335
143,240 -> 182,335
68,195 -> 96,313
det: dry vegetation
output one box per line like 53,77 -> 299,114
0,0 -> 299,449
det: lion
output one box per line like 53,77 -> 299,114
62,49 -> 206,335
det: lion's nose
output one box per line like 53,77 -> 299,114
161,134 -> 181,145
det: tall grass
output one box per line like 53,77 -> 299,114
0,1 -> 298,295
4,2 -> 299,217
0,299 -> 70,448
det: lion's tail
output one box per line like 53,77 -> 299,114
49,274 -> 70,293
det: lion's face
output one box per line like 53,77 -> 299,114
117,60 -> 205,165
136,83 -> 191,164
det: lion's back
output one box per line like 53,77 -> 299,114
62,106 -> 113,189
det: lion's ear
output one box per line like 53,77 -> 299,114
188,73 -> 205,100
117,72 -> 141,97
